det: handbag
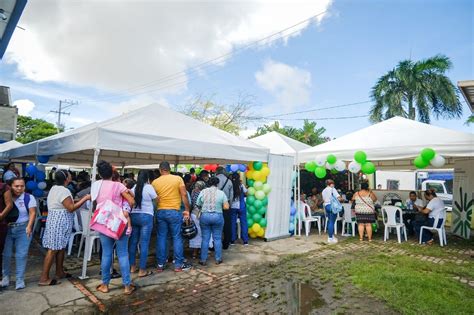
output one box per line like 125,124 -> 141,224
90,181 -> 127,240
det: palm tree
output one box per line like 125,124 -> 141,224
370,55 -> 462,123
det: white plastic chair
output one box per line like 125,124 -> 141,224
382,206 -> 407,243
342,203 -> 357,237
419,209 -> 447,246
77,210 -> 101,261
67,212 -> 83,255
324,207 -> 343,235
300,203 -> 321,236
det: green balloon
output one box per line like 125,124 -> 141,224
247,218 -> 254,227
252,213 -> 262,222
259,218 -> 267,228
262,183 -> 271,194
247,195 -> 256,205
331,169 -> 339,174
258,206 -> 267,215
247,187 -> 256,196
414,155 -> 429,169
421,148 -> 436,162
254,181 -> 264,191
305,161 -> 317,172
354,151 -> 367,164
327,154 -> 337,164
195,167 -> 202,175
247,179 -> 255,187
254,199 -> 263,209
262,197 -> 268,206
248,205 -> 257,214
253,161 -> 263,171
314,166 -> 327,179
255,190 -> 266,200
361,161 -> 376,174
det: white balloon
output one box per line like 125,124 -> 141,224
37,182 -> 47,190
36,164 -> 46,172
315,156 -> 326,167
348,161 -> 361,173
335,160 -> 346,172
325,162 -> 335,170
430,155 -> 445,167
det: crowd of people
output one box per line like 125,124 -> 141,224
0,160 -> 248,294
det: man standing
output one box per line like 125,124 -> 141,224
152,161 -> 191,272
215,167 -> 233,249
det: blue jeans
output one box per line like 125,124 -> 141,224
414,217 -> 444,243
156,210 -> 184,268
231,208 -> 249,243
325,205 -> 337,238
200,212 -> 224,262
100,233 -> 131,286
2,222 -> 31,285
129,213 -> 153,270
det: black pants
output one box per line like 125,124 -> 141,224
222,210 -> 232,249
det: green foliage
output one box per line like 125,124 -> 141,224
467,115 -> 474,125
250,120 -> 328,146
16,115 -> 58,144
370,55 -> 462,123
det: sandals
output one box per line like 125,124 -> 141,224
38,279 -> 61,286
96,284 -> 109,293
124,284 -> 136,295
138,271 -> 153,278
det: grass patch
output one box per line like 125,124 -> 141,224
346,253 -> 474,315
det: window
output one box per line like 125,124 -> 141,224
426,183 -> 444,194
386,180 -> 399,190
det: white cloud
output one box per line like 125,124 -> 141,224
255,59 -> 312,110
6,0 -> 332,94
13,99 -> 35,116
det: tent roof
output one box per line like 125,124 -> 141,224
0,140 -> 23,159
250,131 -> 310,156
298,117 -> 474,169
5,103 -> 269,165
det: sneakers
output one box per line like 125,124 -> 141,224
327,237 -> 338,244
1,276 -> 9,288
15,280 -> 26,290
243,242 -> 249,246
175,262 -> 192,272
156,264 -> 165,273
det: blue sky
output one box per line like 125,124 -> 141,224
2,0 -> 473,138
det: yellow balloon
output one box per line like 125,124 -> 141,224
253,171 -> 262,181
248,162 -> 254,170
261,166 -> 270,177
257,228 -> 265,237
246,170 -> 254,180
249,232 -> 257,239
252,223 -> 261,233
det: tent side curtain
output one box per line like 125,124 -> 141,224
265,154 -> 293,240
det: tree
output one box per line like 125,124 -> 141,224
250,120 -> 328,146
467,115 -> 474,125
179,93 -> 255,135
370,55 -> 462,123
16,115 -> 58,144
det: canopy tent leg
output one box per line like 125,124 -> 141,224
297,165 -> 302,237
79,148 -> 100,280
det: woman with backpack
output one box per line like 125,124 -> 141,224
1,178 -> 36,290
128,170 -> 157,278
322,179 -> 344,244
39,170 -> 90,286
352,182 -> 377,242
230,173 -> 248,245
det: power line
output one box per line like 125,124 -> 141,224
50,99 -> 78,131
77,10 -> 328,103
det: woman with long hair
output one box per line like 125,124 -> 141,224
189,181 -> 207,259
352,182 -> 377,242
39,170 -> 90,286
92,160 -> 136,295
230,173 -> 248,245
1,178 -> 36,290
128,170 -> 157,277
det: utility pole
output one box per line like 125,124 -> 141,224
51,99 -> 78,132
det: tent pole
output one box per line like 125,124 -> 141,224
79,148 -> 100,280
297,164 -> 301,237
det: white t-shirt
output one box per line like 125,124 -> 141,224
14,193 -> 37,224
231,185 -> 247,209
426,197 -> 446,220
47,185 -> 73,211
131,184 -> 157,216
406,198 -> 424,208
322,186 -> 340,206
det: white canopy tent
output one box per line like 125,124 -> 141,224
250,131 -> 311,156
0,140 -> 23,160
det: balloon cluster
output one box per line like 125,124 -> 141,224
246,161 -> 271,239
289,201 -> 297,234
226,164 -> 247,173
304,154 -> 346,179
348,151 -> 376,174
26,155 -> 50,198
413,148 -> 445,169
203,164 -> 219,172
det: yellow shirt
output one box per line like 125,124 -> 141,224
152,174 -> 184,210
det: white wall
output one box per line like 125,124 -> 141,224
375,171 -> 416,190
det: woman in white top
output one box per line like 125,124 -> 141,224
1,178 -> 36,290
39,170 -> 90,286
414,189 -> 446,245
128,170 -> 157,277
